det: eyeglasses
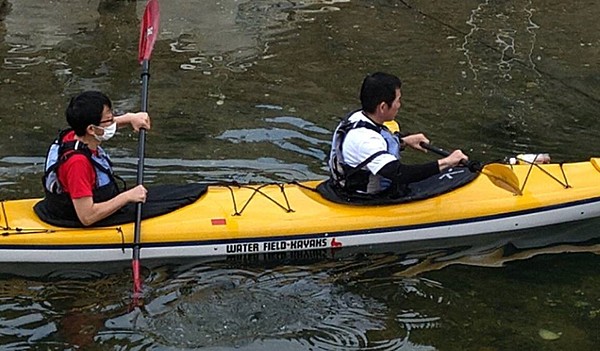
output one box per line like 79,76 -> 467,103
98,109 -> 119,125
97,109 -> 123,126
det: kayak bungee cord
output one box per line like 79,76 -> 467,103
0,202 -> 54,237
0,226 -> 124,236
217,182 -> 295,216
1,201 -> 8,230
1,226 -> 126,254
516,161 -> 571,193
2,228 -> 55,236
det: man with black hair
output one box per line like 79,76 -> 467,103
36,91 -> 150,226
329,72 -> 467,198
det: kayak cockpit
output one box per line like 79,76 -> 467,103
33,183 -> 208,228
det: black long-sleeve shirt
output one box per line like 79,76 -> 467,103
377,160 -> 440,184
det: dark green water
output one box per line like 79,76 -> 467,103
1,0 -> 599,350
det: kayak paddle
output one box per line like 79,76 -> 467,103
132,0 -> 160,302
383,121 -> 521,195
420,142 -> 522,195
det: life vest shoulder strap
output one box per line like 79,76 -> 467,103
337,118 -> 382,136
44,130 -> 113,180
337,118 -> 388,169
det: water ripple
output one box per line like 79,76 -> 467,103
170,0 -> 350,73
90,260 -> 452,350
460,0 -> 540,81
217,115 -> 331,161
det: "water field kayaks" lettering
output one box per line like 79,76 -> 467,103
226,238 -> 328,254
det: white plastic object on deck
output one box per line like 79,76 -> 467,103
508,153 -> 551,165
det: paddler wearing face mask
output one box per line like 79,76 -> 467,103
35,91 -> 151,226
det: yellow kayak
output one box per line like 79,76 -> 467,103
1,158 -> 600,263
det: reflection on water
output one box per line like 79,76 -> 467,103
455,0 -> 545,153
217,115 -> 331,160
0,268 -> 130,350
1,224 -> 598,350
394,218 -> 600,277
460,0 -> 541,81
139,265 -> 390,349
401,0 -> 599,159
71,259 -> 451,350
145,0 -> 350,74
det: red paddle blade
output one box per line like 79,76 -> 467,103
132,259 -> 142,292
138,0 -> 160,64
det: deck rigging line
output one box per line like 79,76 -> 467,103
216,181 -> 295,216
2,228 -> 56,236
1,201 -> 8,230
516,159 -> 570,193
1,201 -> 56,235
0,226 -> 125,237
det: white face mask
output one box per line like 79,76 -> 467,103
94,121 -> 117,142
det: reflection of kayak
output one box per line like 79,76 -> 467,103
1,159 -> 600,263
390,217 -> 600,277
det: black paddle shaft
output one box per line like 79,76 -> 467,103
419,141 -> 482,172
419,141 -> 449,157
133,59 -> 150,260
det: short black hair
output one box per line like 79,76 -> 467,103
360,72 -> 402,113
65,91 -> 112,136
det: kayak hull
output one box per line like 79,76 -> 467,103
2,159 -> 600,263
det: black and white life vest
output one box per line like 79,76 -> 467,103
328,112 -> 402,195
34,129 -> 122,224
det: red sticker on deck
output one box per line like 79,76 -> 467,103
211,218 -> 227,225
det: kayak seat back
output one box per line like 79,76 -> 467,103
34,183 -> 208,228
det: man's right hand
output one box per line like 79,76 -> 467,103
438,150 -> 468,171
72,185 -> 147,226
126,185 -> 148,203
